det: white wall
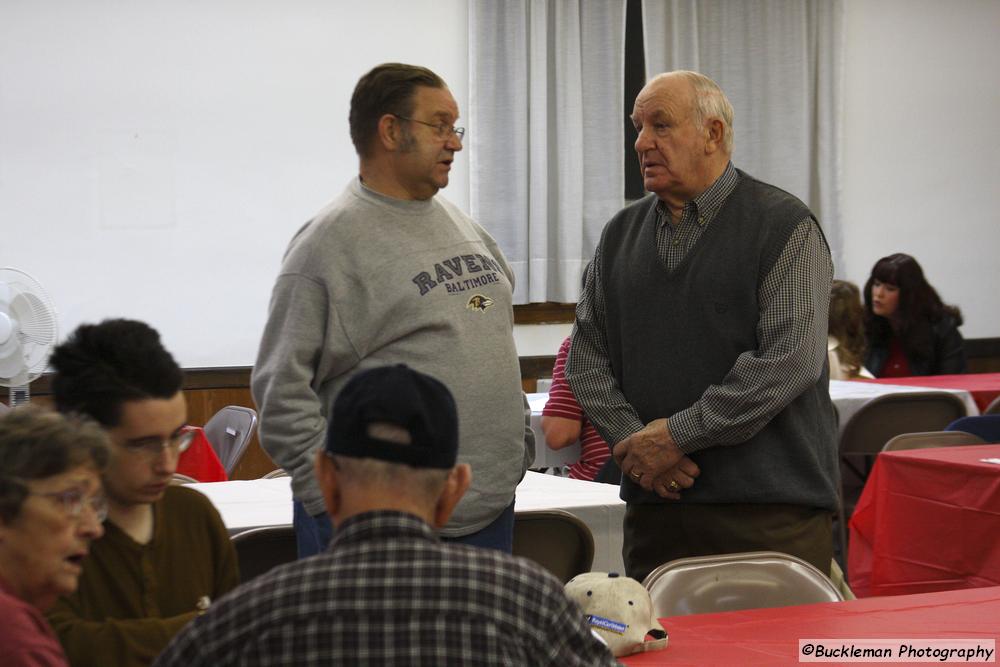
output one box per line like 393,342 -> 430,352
2,1 -> 997,366
0,0 -> 469,367
840,0 -> 1000,338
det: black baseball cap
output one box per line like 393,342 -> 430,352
325,365 -> 458,469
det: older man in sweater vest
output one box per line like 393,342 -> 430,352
567,70 -> 838,582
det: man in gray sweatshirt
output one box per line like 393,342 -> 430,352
252,63 -> 533,557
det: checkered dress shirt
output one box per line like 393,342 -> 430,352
568,162 -> 833,452
154,511 -> 619,666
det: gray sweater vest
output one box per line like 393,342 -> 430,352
601,171 -> 838,510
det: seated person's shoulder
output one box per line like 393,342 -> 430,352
162,483 -> 217,510
160,485 -> 228,534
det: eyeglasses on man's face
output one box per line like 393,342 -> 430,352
31,486 -> 108,523
120,429 -> 195,460
394,115 -> 465,141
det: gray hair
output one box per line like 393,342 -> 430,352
330,455 -> 450,504
671,70 -> 735,153
0,406 -> 110,521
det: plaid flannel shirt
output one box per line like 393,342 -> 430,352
154,511 -> 618,666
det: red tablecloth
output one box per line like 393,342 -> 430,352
620,586 -> 1000,666
176,425 -> 227,482
857,373 -> 1000,413
848,444 -> 1000,598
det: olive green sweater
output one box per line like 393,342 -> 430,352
47,486 -> 239,667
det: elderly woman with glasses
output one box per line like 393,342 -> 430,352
0,406 -> 109,667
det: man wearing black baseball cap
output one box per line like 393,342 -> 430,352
155,365 -> 616,667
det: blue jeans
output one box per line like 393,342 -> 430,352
442,499 -> 516,554
293,500 -> 334,559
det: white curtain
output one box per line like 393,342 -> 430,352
642,0 -> 845,271
469,0 -> 626,303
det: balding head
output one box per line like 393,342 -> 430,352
631,71 -> 733,210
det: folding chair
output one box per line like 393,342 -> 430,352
945,415 -> 1000,443
882,430 -> 984,452
837,391 -> 967,564
642,551 -> 843,617
231,525 -> 298,584
203,406 -> 258,475
984,395 -> 1000,416
512,510 -> 594,583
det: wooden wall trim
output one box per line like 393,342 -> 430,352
513,303 -> 575,324
22,336 -> 1000,396
966,337 -> 1000,359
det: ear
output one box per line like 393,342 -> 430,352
431,463 -> 471,530
315,450 -> 342,520
376,113 -> 404,152
703,117 -> 725,154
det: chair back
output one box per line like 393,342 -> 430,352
642,551 -> 843,617
985,395 -> 1000,416
170,472 -> 198,485
512,510 -> 594,583
883,430 -> 985,451
837,391 -> 968,564
231,525 -> 298,584
261,468 -> 289,479
203,406 -> 258,475
945,415 -> 1000,443
840,391 -> 969,457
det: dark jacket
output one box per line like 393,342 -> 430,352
866,315 -> 967,377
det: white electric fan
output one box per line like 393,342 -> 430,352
0,268 -> 58,406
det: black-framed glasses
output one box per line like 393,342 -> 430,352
31,486 -> 108,523
394,115 -> 465,141
121,429 -> 195,460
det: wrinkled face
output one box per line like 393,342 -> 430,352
870,279 -> 900,318
0,465 -> 104,610
631,75 -> 710,206
104,392 -> 187,509
391,85 -> 463,200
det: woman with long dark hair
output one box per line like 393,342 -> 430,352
863,253 -> 966,377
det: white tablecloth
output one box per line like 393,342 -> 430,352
514,471 -> 625,573
189,471 -> 627,573
827,379 -> 979,428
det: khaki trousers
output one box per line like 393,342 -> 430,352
623,502 -> 834,584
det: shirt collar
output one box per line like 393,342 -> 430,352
329,510 -> 438,549
655,161 -> 739,224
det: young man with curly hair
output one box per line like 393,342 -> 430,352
45,319 -> 239,667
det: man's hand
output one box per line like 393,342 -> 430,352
614,418 -> 700,498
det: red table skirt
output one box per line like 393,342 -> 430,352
848,444 -> 1000,598
620,586 -> 1000,666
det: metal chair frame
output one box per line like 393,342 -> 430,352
642,550 -> 844,617
204,405 -> 258,475
512,509 -> 594,583
837,390 -> 968,566
231,525 -> 298,584
984,395 -> 1000,416
882,430 -> 984,452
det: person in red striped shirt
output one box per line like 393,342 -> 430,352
541,336 -> 613,482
